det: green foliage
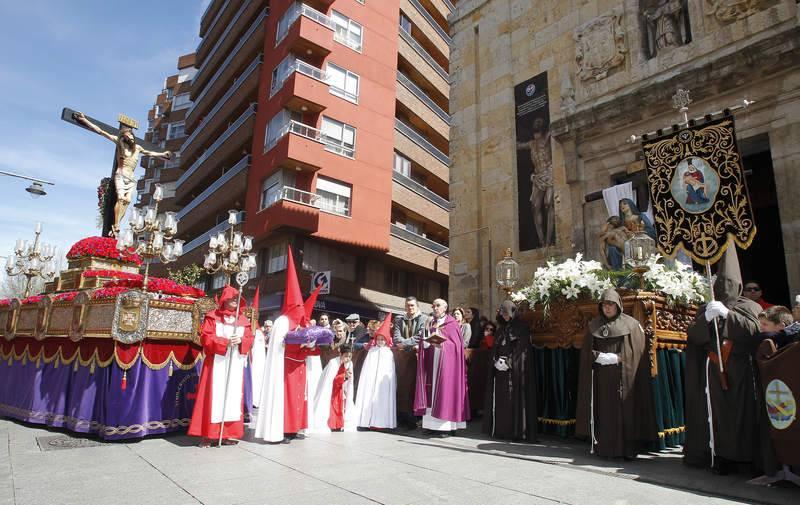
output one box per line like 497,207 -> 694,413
167,263 -> 204,287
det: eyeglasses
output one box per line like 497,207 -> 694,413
743,287 -> 761,292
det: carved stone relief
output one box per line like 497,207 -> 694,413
704,0 -> 777,23
574,10 -> 627,81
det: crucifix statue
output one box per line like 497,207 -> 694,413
61,107 -> 172,237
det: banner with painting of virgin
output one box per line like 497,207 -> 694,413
642,115 -> 756,264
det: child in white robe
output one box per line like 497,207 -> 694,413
355,314 -> 397,430
311,346 -> 356,432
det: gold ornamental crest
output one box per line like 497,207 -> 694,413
112,290 -> 149,344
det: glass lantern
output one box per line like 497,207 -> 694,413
496,248 -> 519,299
624,226 -> 656,289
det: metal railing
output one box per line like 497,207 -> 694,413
263,186 -> 350,217
264,119 -> 324,152
190,9 -> 267,116
443,0 -> 455,12
276,2 -> 334,47
392,171 -> 450,210
196,0 -> 253,85
269,58 -> 328,98
200,0 -> 224,34
399,29 -> 448,82
178,105 -> 256,188
390,224 -> 448,254
183,55 -> 261,152
397,71 -> 450,124
395,119 -> 450,166
408,0 -> 451,44
184,211 -> 246,254
197,0 -> 232,55
177,155 -> 250,220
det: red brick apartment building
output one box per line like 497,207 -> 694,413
140,0 -> 455,318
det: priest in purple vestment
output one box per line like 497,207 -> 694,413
414,298 -> 470,437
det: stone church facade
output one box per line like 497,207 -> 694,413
448,0 -> 800,313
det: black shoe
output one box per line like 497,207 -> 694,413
356,426 -> 370,432
294,433 -> 306,440
280,437 -> 291,444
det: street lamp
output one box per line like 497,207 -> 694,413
496,248 -> 520,300
203,210 -> 256,284
1,170 -> 54,198
5,222 -> 57,297
624,224 -> 656,289
115,183 -> 184,290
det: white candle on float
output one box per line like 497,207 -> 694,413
35,222 -> 42,234
153,184 -> 164,202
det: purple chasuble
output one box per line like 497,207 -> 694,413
413,315 -> 470,421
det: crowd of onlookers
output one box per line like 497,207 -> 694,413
279,297 -> 501,352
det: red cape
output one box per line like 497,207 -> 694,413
188,310 -> 254,439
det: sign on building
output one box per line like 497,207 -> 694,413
312,271 -> 331,295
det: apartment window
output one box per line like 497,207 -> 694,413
326,63 -> 359,103
384,269 -> 406,296
263,109 -> 293,152
302,241 -> 356,282
393,152 -> 411,177
172,93 -> 191,110
399,13 -> 411,35
270,55 -> 295,96
320,116 -> 356,158
260,171 -> 282,210
212,272 -> 226,290
267,242 -> 288,273
154,105 -> 162,118
400,216 -> 423,235
331,10 -> 363,52
165,88 -> 174,100
166,121 -> 186,140
316,177 -> 351,217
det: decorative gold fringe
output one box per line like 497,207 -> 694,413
658,426 -> 685,438
537,417 -> 576,426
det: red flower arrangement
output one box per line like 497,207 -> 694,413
102,277 -> 205,298
67,237 -> 142,266
83,270 -> 142,281
21,295 -> 45,305
54,291 -> 80,302
0,299 -> 10,306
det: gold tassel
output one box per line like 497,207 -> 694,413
21,354 -> 27,366
54,356 -> 59,369
73,360 -> 78,372
90,360 -> 96,374
168,361 -> 173,377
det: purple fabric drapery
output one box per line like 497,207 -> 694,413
413,315 -> 470,421
0,352 -> 254,440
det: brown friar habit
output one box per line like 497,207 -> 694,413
684,247 -> 761,467
482,301 -> 538,441
575,289 -> 657,458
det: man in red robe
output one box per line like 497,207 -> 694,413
188,286 -> 254,446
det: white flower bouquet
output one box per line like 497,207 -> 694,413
511,254 -> 614,316
642,254 -> 708,306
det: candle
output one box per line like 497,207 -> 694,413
153,184 -> 164,202
173,240 -> 184,257
228,210 -> 238,225
635,246 -> 643,260
35,222 -> 42,234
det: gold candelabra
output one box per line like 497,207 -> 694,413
203,210 -> 256,283
5,222 -> 57,297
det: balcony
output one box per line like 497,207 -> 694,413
390,224 -> 448,254
263,120 -> 330,173
270,65 -> 330,115
276,3 -> 334,57
199,0 -> 226,37
176,155 -> 250,234
194,0 -> 265,94
183,211 -> 246,255
397,72 -> 450,124
270,59 -> 327,98
255,187 -> 321,234
189,9 -> 267,122
398,35 -> 449,99
395,119 -> 449,166
392,171 -> 449,210
176,104 -> 256,195
183,55 -> 262,161
399,29 -> 448,83
402,0 -> 450,58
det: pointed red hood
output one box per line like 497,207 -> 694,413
304,283 -> 322,322
282,246 -> 306,328
217,285 -> 242,316
371,313 -> 393,347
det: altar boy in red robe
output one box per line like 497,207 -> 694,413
188,286 -> 254,446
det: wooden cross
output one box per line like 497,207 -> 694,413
60,107 -> 161,237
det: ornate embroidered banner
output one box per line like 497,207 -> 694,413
642,115 -> 756,264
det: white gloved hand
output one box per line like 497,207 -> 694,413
595,353 -> 620,366
494,358 -> 510,371
705,301 -> 730,321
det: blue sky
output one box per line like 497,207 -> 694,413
0,1 -> 207,273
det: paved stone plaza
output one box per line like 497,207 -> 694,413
0,418 -> 796,505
